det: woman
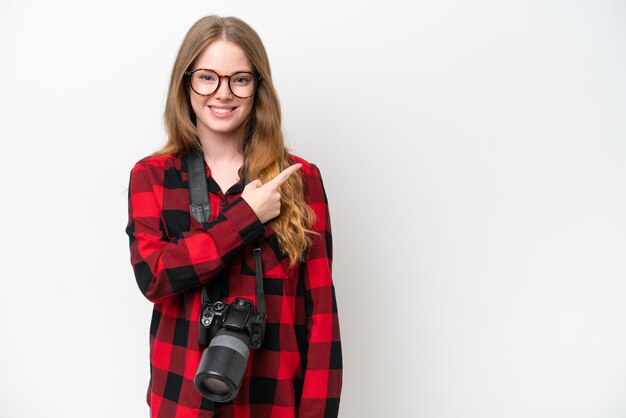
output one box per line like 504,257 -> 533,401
125,15 -> 342,418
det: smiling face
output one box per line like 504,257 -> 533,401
188,40 -> 256,143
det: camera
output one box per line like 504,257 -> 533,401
194,297 -> 266,402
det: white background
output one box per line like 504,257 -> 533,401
1,1 -> 625,417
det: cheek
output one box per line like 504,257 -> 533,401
239,102 -> 254,120
189,95 -> 204,113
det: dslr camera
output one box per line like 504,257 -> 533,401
194,297 -> 266,402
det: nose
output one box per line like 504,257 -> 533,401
214,76 -> 233,100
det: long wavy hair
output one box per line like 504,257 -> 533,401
153,15 -> 317,267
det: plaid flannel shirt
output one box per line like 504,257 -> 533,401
125,152 -> 342,418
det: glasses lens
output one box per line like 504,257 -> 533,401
191,70 -> 219,95
229,73 -> 257,98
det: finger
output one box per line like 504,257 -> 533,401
244,179 -> 263,189
266,163 -> 302,188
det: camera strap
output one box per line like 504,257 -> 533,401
186,149 -> 266,320
187,149 -> 212,224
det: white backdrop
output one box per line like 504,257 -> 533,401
1,1 -> 625,417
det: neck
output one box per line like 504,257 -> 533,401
197,125 -> 245,163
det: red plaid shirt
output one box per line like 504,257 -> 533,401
125,151 -> 342,418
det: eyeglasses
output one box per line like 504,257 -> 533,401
185,69 -> 263,99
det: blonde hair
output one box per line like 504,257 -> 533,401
153,15 -> 317,266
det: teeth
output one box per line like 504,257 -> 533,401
211,107 -> 234,114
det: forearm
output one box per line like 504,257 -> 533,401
128,197 -> 264,302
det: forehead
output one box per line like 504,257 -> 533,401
193,40 -> 252,72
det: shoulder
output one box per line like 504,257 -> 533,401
129,154 -> 182,181
132,154 -> 179,171
128,154 -> 182,191
287,153 -> 328,205
287,153 -> 323,179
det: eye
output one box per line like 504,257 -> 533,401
196,71 -> 217,82
232,74 -> 252,85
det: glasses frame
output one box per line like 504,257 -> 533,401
184,68 -> 263,99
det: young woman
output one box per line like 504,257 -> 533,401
125,15 -> 342,418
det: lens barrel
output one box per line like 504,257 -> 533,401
194,328 -> 251,402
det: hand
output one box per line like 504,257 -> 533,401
241,163 -> 302,224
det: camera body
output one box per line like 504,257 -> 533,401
198,297 -> 266,349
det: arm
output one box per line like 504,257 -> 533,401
125,160 -> 265,303
298,164 -> 343,418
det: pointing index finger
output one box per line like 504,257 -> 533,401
267,163 -> 302,188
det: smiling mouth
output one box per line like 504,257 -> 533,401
210,106 -> 236,114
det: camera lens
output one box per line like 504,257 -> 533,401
201,377 -> 230,395
194,328 -> 251,402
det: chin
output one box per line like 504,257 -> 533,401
211,120 -> 244,131
198,120 -> 246,136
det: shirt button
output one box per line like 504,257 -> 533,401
220,201 -> 226,207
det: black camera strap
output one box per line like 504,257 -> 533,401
254,245 -> 265,320
188,149 -> 212,224
185,149 -> 266,321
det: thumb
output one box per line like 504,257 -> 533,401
245,179 -> 263,189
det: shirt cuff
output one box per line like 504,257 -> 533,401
222,196 -> 266,244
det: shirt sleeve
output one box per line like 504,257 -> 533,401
125,160 -> 266,303
298,164 -> 343,418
